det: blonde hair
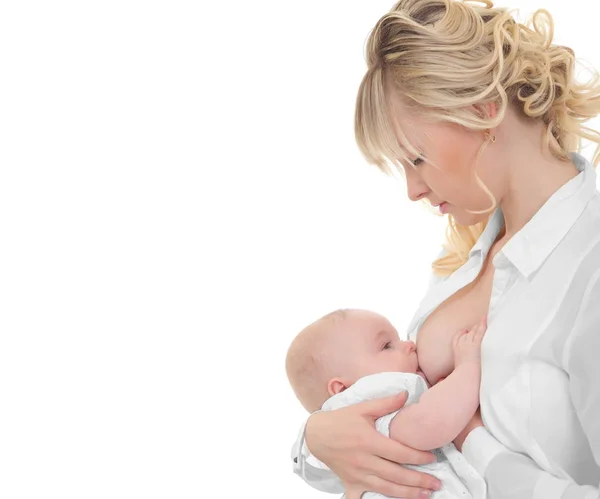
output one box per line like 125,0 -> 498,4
354,0 -> 600,275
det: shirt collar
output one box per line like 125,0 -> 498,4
406,153 -> 596,340
469,209 -> 504,261
479,152 -> 597,278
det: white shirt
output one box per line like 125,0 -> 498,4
291,153 -> 600,499
406,152 -> 600,499
311,372 -> 487,499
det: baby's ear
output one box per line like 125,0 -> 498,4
327,378 -> 349,396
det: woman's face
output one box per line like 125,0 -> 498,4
390,100 -> 502,226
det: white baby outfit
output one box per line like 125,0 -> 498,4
295,372 -> 486,498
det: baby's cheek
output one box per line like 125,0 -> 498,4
357,356 -> 391,378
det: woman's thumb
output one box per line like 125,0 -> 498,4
359,392 -> 408,417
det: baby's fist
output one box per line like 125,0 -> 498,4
453,317 -> 487,366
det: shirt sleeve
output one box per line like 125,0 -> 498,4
290,412 -> 345,494
462,271 -> 600,499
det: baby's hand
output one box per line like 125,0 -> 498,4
453,316 -> 487,366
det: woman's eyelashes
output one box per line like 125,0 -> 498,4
382,341 -> 392,350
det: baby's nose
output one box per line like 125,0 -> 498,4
401,341 -> 416,353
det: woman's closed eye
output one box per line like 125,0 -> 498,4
382,341 -> 393,350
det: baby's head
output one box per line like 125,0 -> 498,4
285,308 -> 418,412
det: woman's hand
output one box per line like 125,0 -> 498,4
453,407 -> 484,452
305,392 -> 443,499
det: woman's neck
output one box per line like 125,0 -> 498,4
497,150 -> 579,242
491,108 -> 581,242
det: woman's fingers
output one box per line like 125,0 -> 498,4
346,482 -> 435,499
355,392 -> 409,419
364,474 -> 439,499
307,396 -> 441,496
345,459 -> 441,499
364,452 -> 442,490
373,432 -> 436,467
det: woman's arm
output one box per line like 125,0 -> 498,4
458,272 -> 600,499
291,393 -> 442,499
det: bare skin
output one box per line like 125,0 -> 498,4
304,100 -> 580,499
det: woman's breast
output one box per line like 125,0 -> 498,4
416,320 -> 458,385
415,271 -> 600,485
416,283 -> 490,384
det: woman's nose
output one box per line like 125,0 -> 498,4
405,169 -> 429,202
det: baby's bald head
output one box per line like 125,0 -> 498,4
285,309 -> 417,413
285,309 -> 350,412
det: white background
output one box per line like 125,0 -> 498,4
1,1 -> 598,498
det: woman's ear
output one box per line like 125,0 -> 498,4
327,377 -> 350,396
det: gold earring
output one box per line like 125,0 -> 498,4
484,130 -> 496,143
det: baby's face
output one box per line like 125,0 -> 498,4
334,311 -> 419,382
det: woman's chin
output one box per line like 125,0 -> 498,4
449,210 -> 488,227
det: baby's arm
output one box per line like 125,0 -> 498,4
389,318 -> 486,451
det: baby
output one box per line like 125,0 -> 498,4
285,308 -> 487,499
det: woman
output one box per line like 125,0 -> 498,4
290,1 -> 600,498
